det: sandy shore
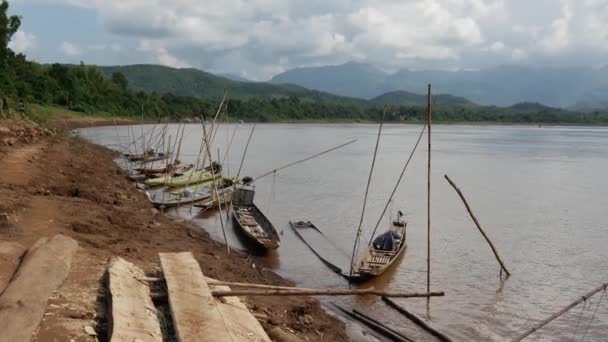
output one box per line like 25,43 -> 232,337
0,117 -> 348,341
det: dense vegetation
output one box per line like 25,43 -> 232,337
1,1 -> 608,124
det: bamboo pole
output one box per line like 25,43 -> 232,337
350,107 -> 387,278
444,174 -> 510,276
427,84 -> 432,295
382,297 -> 454,342
201,120 -> 230,254
206,279 -> 320,291
211,288 -> 445,298
511,282 -> 608,342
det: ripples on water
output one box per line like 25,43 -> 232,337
79,124 -> 608,341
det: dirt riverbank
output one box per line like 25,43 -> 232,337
0,117 -> 348,341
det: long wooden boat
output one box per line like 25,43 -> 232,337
146,177 -> 232,209
144,167 -> 196,187
194,187 -> 234,210
125,151 -> 171,162
231,185 -> 280,250
131,164 -> 193,183
136,159 -> 175,174
351,225 -> 407,280
163,170 -> 213,188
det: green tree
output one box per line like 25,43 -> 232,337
0,0 -> 20,92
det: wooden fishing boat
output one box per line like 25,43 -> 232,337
351,225 -> 407,280
144,167 -> 196,187
161,163 -> 221,188
146,177 -> 233,209
194,187 -> 234,210
136,159 -> 176,174
125,150 -> 171,162
231,185 -> 280,250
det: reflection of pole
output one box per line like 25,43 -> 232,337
426,84 -> 432,295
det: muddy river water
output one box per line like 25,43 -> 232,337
79,123 -> 608,341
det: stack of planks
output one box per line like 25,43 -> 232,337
106,252 -> 270,342
0,234 -> 79,342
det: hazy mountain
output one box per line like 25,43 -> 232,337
371,90 -> 475,107
217,73 -> 251,82
270,61 -> 388,99
271,62 -> 608,108
98,64 -> 366,105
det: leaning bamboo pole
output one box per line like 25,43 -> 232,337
211,288 -> 445,298
511,282 -> 608,342
444,174 -> 510,276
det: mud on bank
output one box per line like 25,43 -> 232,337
0,118 -> 348,341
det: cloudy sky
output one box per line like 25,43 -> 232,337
8,0 -> 608,80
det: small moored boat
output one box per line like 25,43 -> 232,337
351,224 -> 407,280
231,184 -> 280,250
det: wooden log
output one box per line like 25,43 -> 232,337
212,288 -> 445,298
107,257 -> 162,342
160,252 -> 270,342
159,252 -> 232,341
206,278 -> 319,291
267,327 -> 304,342
332,303 -> 413,342
0,235 -> 78,342
511,282 -> 608,342
444,175 -> 511,276
210,285 -> 271,341
382,296 -> 454,342
0,241 -> 25,294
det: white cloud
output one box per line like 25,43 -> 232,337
138,40 -> 191,68
61,41 -> 82,56
16,0 -> 608,78
511,48 -> 528,61
9,31 -> 36,54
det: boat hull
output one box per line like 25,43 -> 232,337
232,204 -> 280,250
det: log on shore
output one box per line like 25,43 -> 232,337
107,256 -> 162,342
0,241 -> 25,294
0,235 -> 78,342
160,252 -> 270,342
382,296 -> 454,342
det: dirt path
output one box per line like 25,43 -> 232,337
0,143 -> 45,186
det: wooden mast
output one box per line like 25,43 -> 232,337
426,84 -> 432,295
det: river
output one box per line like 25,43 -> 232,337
78,123 -> 608,341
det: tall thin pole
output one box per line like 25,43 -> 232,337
426,84 -> 432,295
349,107 -> 387,278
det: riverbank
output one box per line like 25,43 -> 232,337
0,116 -> 348,341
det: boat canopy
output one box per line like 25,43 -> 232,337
372,231 -> 401,251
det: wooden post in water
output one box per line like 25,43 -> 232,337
426,84 -> 432,295
444,175 -> 510,277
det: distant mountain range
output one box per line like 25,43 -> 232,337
98,64 -> 470,107
271,62 -> 608,109
98,65 -> 365,105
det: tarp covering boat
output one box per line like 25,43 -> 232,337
372,231 -> 402,251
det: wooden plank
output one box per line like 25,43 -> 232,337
211,285 -> 271,342
0,241 -> 26,294
159,252 -> 233,341
107,257 -> 162,342
0,235 -> 78,342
